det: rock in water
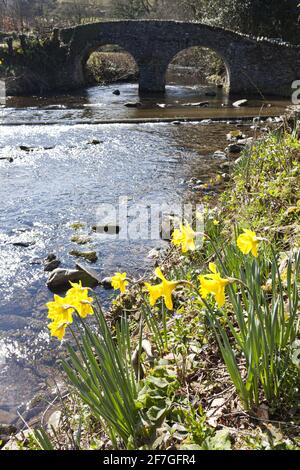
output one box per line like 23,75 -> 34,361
19,146 -> 34,152
232,99 -> 248,108
45,253 -> 57,262
124,102 -> 142,108
87,139 -> 102,145
113,89 -> 120,96
44,259 -> 61,272
11,235 -> 35,247
47,268 -> 98,291
226,143 -> 246,154
69,250 -> 98,263
100,277 -> 113,289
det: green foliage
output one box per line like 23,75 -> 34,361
222,131 -> 300,249
62,305 -> 145,449
205,246 -> 300,409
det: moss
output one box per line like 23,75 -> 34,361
69,250 -> 98,263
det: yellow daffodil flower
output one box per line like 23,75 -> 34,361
111,272 -> 129,293
46,282 -> 94,340
46,294 -> 75,341
67,281 -> 94,318
47,294 -> 74,322
237,229 -> 259,257
172,223 -> 196,253
48,319 -> 72,341
145,267 -> 179,310
213,220 -> 220,226
199,263 -> 231,308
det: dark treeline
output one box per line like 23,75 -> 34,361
0,0 -> 299,43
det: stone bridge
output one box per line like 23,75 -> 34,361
2,20 -> 300,96
57,20 -> 300,96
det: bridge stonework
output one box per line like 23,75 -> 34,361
57,20 -> 300,97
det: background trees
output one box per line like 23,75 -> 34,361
0,0 -> 299,44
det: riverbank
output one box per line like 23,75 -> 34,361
3,115 -> 299,450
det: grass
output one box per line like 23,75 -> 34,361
19,123 -> 300,451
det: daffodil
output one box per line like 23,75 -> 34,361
213,220 -> 220,226
47,294 -> 74,322
48,319 -> 72,341
46,283 -> 94,340
145,267 -> 179,310
199,263 -> 232,308
111,272 -> 129,293
67,281 -> 94,318
237,229 -> 259,257
46,294 -> 75,341
172,223 -> 196,253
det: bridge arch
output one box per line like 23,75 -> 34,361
82,43 -> 139,85
165,46 -> 230,89
72,40 -> 141,87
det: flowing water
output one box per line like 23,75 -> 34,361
0,81 -> 290,426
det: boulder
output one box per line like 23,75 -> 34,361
47,268 -> 98,291
113,89 -> 120,96
76,262 -> 102,284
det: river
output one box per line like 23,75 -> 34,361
0,81 -> 289,426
